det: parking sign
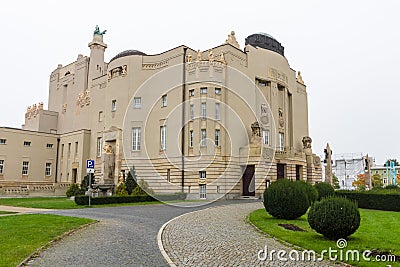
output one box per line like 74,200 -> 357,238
86,159 -> 95,173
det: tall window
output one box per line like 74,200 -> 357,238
215,103 -> 220,120
160,125 -> 167,150
200,87 -> 207,94
111,100 -> 117,112
190,104 -> 194,120
97,137 -> 103,157
215,129 -> 220,147
75,142 -> 78,156
189,130 -> 194,148
132,127 -> 141,151
167,169 -> 171,182
201,129 -> 206,147
262,130 -> 270,145
161,95 -> 167,107
134,97 -> 142,108
61,144 -> 64,158
68,143 -> 71,157
45,163 -> 51,176
22,161 -> 29,175
98,111 -> 103,122
279,132 -> 284,151
201,103 -> 206,119
0,160 -> 4,174
199,171 -> 206,179
199,184 -> 206,199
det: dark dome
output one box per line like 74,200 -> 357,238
110,49 -> 147,62
245,33 -> 284,57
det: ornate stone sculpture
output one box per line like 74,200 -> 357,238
251,122 -> 261,137
94,25 -> 107,36
186,53 -> 192,63
225,31 -> 240,49
196,49 -> 202,62
103,144 -> 114,154
219,52 -> 226,64
84,91 -> 90,105
121,65 -> 127,76
62,103 -> 67,114
208,50 -> 214,63
38,102 -> 44,110
297,71 -> 305,84
302,136 -> 312,149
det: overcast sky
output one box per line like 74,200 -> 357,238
0,0 -> 399,165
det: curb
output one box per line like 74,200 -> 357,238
17,220 -> 99,267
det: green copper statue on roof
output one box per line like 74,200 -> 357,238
94,25 -> 107,35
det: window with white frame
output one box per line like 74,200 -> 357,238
278,132 -> 284,151
215,103 -> 220,120
262,130 -> 270,145
24,141 -> 31,147
215,129 -> 220,147
132,127 -> 141,151
0,139 -> 6,145
134,97 -> 142,108
22,161 -> 29,175
45,163 -> 51,176
199,184 -> 206,199
190,104 -> 194,120
201,103 -> 206,119
111,100 -> 117,112
189,130 -> 194,148
201,129 -> 206,146
189,89 -> 195,97
0,160 -> 4,174
200,87 -> 207,94
98,111 -> 103,122
160,125 -> 167,150
161,95 -> 167,107
215,88 -> 221,95
97,137 -> 103,157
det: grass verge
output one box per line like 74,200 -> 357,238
249,208 -> 400,267
0,211 -> 16,215
0,214 -> 94,267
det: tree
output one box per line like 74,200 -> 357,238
371,173 -> 382,187
115,183 -> 128,196
384,159 -> 399,167
80,174 -> 92,191
332,173 -> 340,189
132,179 -> 154,196
352,173 -> 365,189
125,167 -> 138,195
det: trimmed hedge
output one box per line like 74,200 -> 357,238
314,182 -> 335,201
75,192 -> 187,205
336,190 -> 400,212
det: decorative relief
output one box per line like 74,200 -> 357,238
278,108 -> 284,128
25,102 -> 43,119
76,91 -> 91,107
225,31 -> 240,49
62,103 -> 67,114
108,65 -> 128,80
268,68 -> 288,85
302,136 -> 312,149
142,61 -> 168,70
297,86 -> 306,95
186,53 -> 192,63
260,104 -> 269,125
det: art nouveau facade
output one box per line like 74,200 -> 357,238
0,28 -> 322,197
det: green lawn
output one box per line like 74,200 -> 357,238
0,211 -> 16,215
0,214 -> 94,267
249,208 -> 400,267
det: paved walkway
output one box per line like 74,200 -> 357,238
161,202 -> 336,266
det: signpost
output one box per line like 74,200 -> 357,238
86,160 -> 94,207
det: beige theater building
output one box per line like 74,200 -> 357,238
0,27 -> 322,198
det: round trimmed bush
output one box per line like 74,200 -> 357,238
314,182 -> 335,200
263,179 -> 310,220
308,197 -> 360,240
295,181 -> 318,204
66,183 -> 80,197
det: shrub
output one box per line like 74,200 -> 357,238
336,190 -> 400,212
308,197 -> 360,240
74,192 -> 187,205
115,183 -> 128,196
314,182 -> 335,200
66,183 -> 81,197
80,174 -> 92,191
295,181 -> 318,204
132,179 -> 154,196
125,167 -> 138,195
263,179 -> 310,220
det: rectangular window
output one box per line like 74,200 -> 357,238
189,89 -> 195,97
98,111 -> 103,122
22,161 -> 29,175
262,130 -> 270,145
190,104 -> 194,120
111,100 -> 117,112
200,87 -> 207,94
279,132 -> 284,151
24,141 -> 31,147
132,127 -> 141,151
160,125 -> 167,150
200,171 -> 206,179
45,163 -> 51,176
0,139 -> 6,144
68,143 -> 71,157
134,97 -> 142,108
199,184 -> 206,199
215,129 -> 220,147
61,144 -> 64,158
189,130 -> 194,148
215,88 -> 221,95
201,129 -> 206,147
75,142 -> 78,155
0,160 -> 4,174
167,169 -> 171,182
97,137 -> 103,157
46,143 -> 53,148
215,103 -> 220,120
201,103 -> 206,119
161,95 -> 167,107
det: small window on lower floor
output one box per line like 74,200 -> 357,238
24,141 -> 31,147
199,184 -> 206,199
46,143 -> 54,148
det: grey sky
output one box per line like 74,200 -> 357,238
0,0 -> 398,165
